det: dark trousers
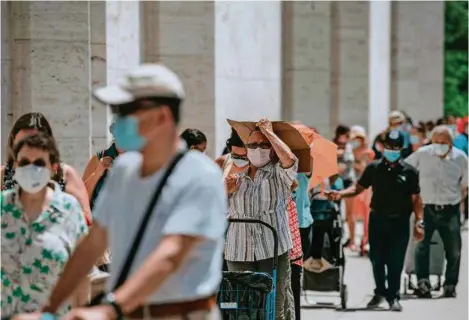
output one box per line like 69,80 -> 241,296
310,222 -> 329,259
300,226 -> 312,259
415,204 -> 462,286
368,212 -> 410,301
290,263 -> 302,320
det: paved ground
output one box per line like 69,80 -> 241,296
301,229 -> 468,320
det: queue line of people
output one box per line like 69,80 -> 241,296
1,62 -> 467,320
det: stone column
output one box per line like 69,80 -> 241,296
3,1 -> 106,172
391,1 -> 444,121
141,1 -> 216,155
282,1 -> 333,136
368,0 -> 391,141
105,0 -> 141,145
1,1 -> 13,163
215,1 -> 283,154
336,1 -> 370,132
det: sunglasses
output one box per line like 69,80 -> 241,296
231,154 -> 248,161
17,158 -> 47,167
246,142 -> 271,150
110,99 -> 162,117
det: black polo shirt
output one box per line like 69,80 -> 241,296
357,159 -> 420,215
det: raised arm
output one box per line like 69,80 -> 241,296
257,119 -> 296,168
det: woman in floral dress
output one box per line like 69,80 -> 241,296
1,133 -> 88,318
1,112 -> 92,226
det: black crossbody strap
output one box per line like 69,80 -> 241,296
113,151 -> 186,289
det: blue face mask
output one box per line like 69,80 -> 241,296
410,135 -> 420,145
111,116 -> 147,152
383,149 -> 401,162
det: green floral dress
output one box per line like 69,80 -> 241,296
1,183 -> 88,317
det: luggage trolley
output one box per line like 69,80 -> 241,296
218,218 -> 278,320
302,207 -> 348,310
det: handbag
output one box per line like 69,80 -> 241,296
89,151 -> 186,305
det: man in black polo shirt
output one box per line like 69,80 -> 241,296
326,130 -> 424,311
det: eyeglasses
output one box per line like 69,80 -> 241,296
246,142 -> 271,150
231,154 -> 248,161
110,99 -> 162,117
17,158 -> 47,167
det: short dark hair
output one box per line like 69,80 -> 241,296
13,132 -> 61,165
334,125 -> 350,139
7,112 -> 54,164
226,128 -> 244,151
180,128 -> 207,148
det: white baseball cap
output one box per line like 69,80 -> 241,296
94,64 -> 185,105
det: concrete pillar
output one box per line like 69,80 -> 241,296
3,1 -> 106,172
215,1 -> 282,155
1,1 -> 13,163
105,0 -> 141,145
141,1 -> 216,155
391,1 -> 444,121
336,1 -> 370,132
282,1 -> 332,137
368,0 -> 391,142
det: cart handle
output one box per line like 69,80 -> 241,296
227,218 -> 279,271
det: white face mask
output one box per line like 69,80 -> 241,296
232,158 -> 249,168
247,148 -> 271,168
432,143 -> 450,156
14,165 -> 51,193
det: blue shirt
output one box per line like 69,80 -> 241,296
94,148 -> 227,303
293,173 -> 313,228
453,133 -> 468,155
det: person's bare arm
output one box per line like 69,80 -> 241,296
42,224 -> 108,313
258,119 -> 296,168
339,183 -> 367,198
82,156 -> 104,198
113,235 -> 202,315
412,194 -> 424,221
64,164 -> 92,224
215,155 -> 227,169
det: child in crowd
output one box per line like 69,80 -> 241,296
304,175 -> 344,272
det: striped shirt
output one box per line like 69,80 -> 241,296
224,159 -> 298,262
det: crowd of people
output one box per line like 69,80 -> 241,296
1,63 -> 467,320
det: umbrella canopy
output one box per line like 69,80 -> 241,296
308,132 -> 339,189
227,119 -> 311,172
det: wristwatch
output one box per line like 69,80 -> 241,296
415,220 -> 425,229
104,292 -> 124,319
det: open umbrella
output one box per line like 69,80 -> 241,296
227,119 -> 311,172
308,131 -> 338,189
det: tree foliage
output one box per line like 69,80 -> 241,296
444,1 -> 468,117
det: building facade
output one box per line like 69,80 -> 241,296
1,1 -> 444,171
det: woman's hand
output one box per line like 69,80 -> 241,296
225,174 -> 240,194
256,118 -> 274,135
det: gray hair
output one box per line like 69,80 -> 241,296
430,125 -> 454,142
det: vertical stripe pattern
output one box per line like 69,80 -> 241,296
225,160 -> 298,261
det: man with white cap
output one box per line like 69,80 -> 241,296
27,64 -> 227,320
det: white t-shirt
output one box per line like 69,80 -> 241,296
93,150 -> 227,303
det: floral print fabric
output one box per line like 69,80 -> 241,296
1,184 -> 88,317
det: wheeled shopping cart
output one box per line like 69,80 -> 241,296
218,218 -> 278,320
302,208 -> 348,310
403,214 -> 445,295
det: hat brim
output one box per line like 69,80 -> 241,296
93,85 -> 135,105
